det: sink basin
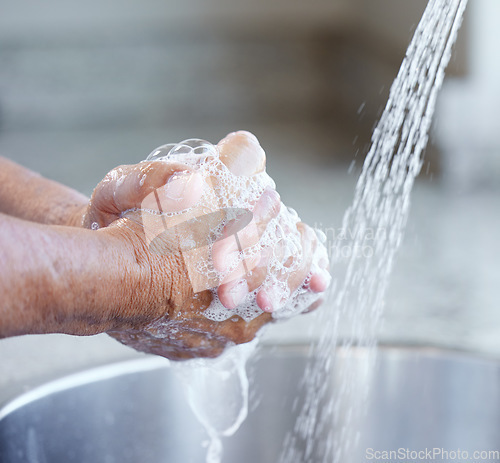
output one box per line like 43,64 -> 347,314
1,346 -> 499,462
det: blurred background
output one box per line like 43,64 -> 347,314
0,0 -> 499,397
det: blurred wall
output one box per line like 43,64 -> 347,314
0,0 -> 471,175
0,0 -> 354,133
0,1 -> 436,134
436,0 -> 500,190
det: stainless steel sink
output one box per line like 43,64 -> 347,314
1,346 -> 499,463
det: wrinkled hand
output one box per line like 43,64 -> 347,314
82,131 -> 329,360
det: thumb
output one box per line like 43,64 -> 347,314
85,161 -> 204,228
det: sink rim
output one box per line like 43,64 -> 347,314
1,343 -> 498,423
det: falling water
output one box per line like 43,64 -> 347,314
279,0 -> 467,461
173,340 -> 258,463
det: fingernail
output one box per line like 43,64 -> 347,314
257,290 -> 273,313
218,131 -> 266,176
163,171 -> 192,200
228,280 -> 248,308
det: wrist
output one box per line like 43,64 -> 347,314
87,226 -> 147,332
0,217 -> 142,337
94,223 -> 160,332
42,225 -> 146,336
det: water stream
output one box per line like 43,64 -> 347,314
279,1 -> 467,461
173,340 -> 258,463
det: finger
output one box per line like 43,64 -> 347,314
308,271 -> 330,293
217,131 -> 266,176
256,279 -> 292,313
307,233 -> 331,293
256,273 -> 327,314
284,222 -> 317,293
217,278 -> 249,310
243,246 -> 272,292
256,289 -> 274,313
212,188 -> 280,272
87,161 -> 203,227
255,222 -> 316,312
217,248 -> 270,309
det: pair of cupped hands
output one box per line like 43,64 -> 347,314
80,131 -> 329,360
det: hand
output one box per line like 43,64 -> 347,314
83,131 -> 329,360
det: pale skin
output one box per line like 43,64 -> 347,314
0,131 -> 328,360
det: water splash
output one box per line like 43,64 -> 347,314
279,0 -> 468,461
173,340 -> 257,463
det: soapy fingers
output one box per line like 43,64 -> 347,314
84,161 -> 204,228
215,132 -> 330,313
